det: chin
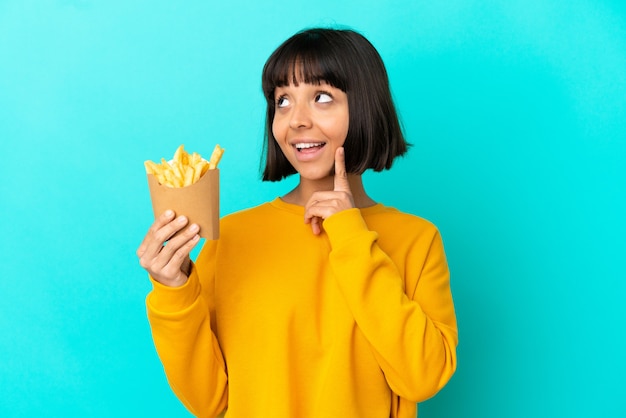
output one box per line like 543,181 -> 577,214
297,167 -> 334,182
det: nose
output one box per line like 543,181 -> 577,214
288,102 -> 312,129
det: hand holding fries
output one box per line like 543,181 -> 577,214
136,210 -> 199,287
145,144 -> 224,188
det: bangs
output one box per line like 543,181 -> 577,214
262,32 -> 348,98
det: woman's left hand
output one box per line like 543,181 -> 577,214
305,147 -> 355,235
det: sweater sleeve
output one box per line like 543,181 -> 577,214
324,208 -> 458,403
146,239 -> 228,417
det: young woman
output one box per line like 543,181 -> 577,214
137,27 -> 458,418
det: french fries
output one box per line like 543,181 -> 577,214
145,144 -> 224,188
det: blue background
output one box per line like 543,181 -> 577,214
1,0 -> 624,416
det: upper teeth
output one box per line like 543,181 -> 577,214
295,143 -> 324,149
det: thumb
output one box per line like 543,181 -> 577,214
333,147 -> 351,192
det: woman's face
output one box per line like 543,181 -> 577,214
272,81 -> 349,182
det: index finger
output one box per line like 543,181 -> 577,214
333,147 -> 350,192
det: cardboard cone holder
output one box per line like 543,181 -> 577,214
147,169 -> 219,239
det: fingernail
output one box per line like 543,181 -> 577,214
177,216 -> 187,224
189,224 -> 199,232
165,210 -> 174,217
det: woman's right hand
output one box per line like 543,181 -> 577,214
136,210 -> 201,287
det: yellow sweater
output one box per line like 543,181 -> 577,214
147,198 -> 458,418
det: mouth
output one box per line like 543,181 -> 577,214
294,142 -> 326,152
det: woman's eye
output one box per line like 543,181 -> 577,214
316,92 -> 333,103
276,96 -> 290,108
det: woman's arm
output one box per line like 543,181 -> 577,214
145,239 -> 229,417
324,209 -> 458,402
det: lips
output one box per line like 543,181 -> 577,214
290,141 -> 328,162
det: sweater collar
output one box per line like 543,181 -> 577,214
269,197 -> 385,217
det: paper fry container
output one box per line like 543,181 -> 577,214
146,169 -> 219,240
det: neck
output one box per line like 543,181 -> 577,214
282,175 -> 376,208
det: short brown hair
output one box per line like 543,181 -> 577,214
261,28 -> 409,181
